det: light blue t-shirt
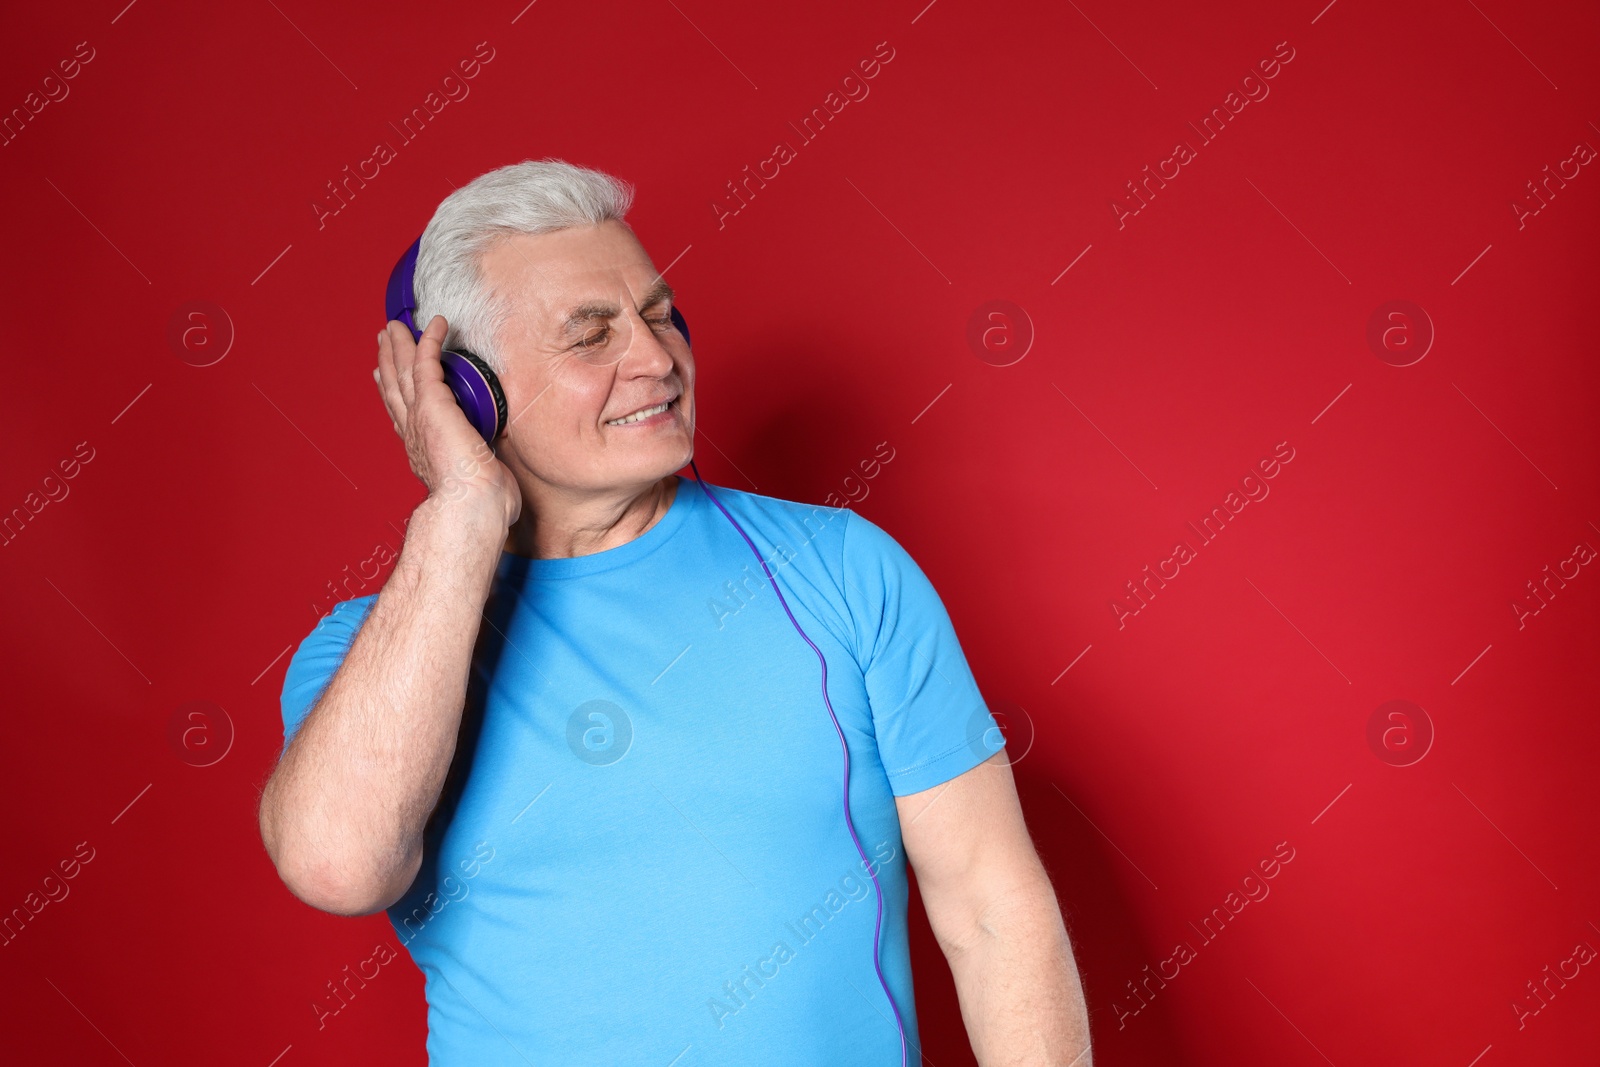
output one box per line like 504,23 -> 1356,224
279,476 -> 1005,1066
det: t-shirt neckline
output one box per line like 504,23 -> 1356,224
496,473 -> 706,582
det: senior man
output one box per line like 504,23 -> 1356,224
258,158 -> 1091,1066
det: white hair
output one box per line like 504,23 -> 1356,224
413,158 -> 635,372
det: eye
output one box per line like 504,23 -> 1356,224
575,327 -> 609,349
649,312 -> 675,332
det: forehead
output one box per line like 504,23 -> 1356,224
478,220 -> 656,309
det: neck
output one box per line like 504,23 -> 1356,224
503,474 -> 679,560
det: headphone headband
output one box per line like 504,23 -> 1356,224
385,236 -> 505,440
383,237 -> 425,340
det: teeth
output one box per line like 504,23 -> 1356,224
607,400 -> 671,426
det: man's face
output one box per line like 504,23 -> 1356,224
479,220 -> 694,495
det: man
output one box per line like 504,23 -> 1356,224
258,158 -> 1092,1065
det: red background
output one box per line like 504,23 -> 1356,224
3,0 -> 1597,1063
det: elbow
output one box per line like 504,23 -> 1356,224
945,868 -> 1061,959
257,783 -> 412,917
268,844 -> 412,916
274,854 -> 403,917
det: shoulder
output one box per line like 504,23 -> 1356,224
689,480 -> 933,626
278,594 -> 378,745
690,480 -> 850,528
306,594 -> 379,642
689,479 -> 917,572
283,595 -> 379,685
688,480 -> 855,563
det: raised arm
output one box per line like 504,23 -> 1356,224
257,316 -> 520,916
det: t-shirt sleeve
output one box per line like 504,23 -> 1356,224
840,510 -> 1006,796
279,596 -> 378,752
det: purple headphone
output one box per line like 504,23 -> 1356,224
383,236 -> 693,442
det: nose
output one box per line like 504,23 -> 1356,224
618,311 -> 677,377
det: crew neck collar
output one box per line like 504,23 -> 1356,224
496,474 -> 706,582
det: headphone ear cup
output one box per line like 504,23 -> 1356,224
440,349 -> 508,442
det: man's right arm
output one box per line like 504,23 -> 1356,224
258,313 -> 522,916
258,495 -> 503,915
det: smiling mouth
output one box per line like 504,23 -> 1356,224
605,397 -> 676,426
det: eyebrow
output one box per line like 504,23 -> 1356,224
558,279 -> 675,335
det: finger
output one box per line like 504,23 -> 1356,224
409,316 -> 457,419
389,319 -> 419,409
375,329 -> 397,405
374,364 -> 404,436
390,319 -> 420,410
376,327 -> 407,431
412,315 -> 449,390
